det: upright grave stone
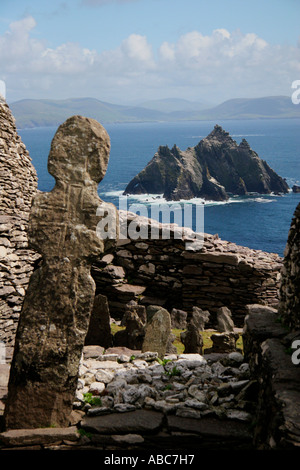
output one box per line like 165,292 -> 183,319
181,307 -> 209,354
142,306 -> 171,359
4,115 -> 117,429
85,294 -> 113,349
217,306 -> 235,333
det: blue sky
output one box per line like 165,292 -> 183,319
0,0 -> 299,104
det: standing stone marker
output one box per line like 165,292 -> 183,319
85,294 -> 113,349
114,302 -> 147,350
181,307 -> 209,354
141,306 -> 171,359
4,115 -> 117,429
217,306 -> 235,333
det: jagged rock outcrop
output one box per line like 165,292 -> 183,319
124,125 -> 289,201
0,98 -> 39,352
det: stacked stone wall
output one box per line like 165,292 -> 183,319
0,99 -> 39,351
92,211 -> 283,329
278,202 -> 300,330
242,202 -> 300,449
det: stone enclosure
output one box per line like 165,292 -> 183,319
1,99 -> 300,450
92,210 -> 282,329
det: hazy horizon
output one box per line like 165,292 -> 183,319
7,93 -> 294,108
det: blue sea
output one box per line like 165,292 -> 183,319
19,119 -> 300,257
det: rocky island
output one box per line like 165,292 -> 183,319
124,125 -> 289,201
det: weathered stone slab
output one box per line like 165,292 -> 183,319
142,306 -> 171,359
114,303 -> 147,349
183,252 -> 240,265
167,415 -> 252,440
83,345 -> 105,359
181,307 -> 209,354
207,332 -> 239,353
81,410 -> 163,434
170,308 -> 187,329
0,364 -> 9,387
4,116 -> 117,430
243,304 -> 287,361
114,284 -> 146,296
0,426 -> 79,446
217,306 -> 235,333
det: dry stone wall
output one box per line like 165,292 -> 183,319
0,98 -> 39,352
93,211 -> 283,328
242,203 -> 300,449
278,202 -> 300,330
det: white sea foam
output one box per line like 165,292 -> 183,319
99,190 -> 277,207
100,189 -> 124,198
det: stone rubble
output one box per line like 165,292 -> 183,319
74,346 -> 254,425
0,344 -> 256,450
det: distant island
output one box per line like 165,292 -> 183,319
123,125 -> 290,202
9,95 -> 300,129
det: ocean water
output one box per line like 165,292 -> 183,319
19,119 -> 300,256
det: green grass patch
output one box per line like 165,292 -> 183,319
110,324 -> 243,355
83,392 -> 102,407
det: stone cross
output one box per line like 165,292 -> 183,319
4,116 -> 117,429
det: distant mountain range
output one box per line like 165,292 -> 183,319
9,95 -> 300,129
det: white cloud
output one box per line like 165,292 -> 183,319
0,16 -> 43,67
159,41 -> 175,61
121,34 -> 154,64
1,16 -> 299,103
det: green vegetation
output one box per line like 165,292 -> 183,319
110,324 -> 244,354
164,366 -> 181,377
163,384 -> 173,391
83,392 -> 102,407
156,358 -> 171,366
78,428 -> 92,440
